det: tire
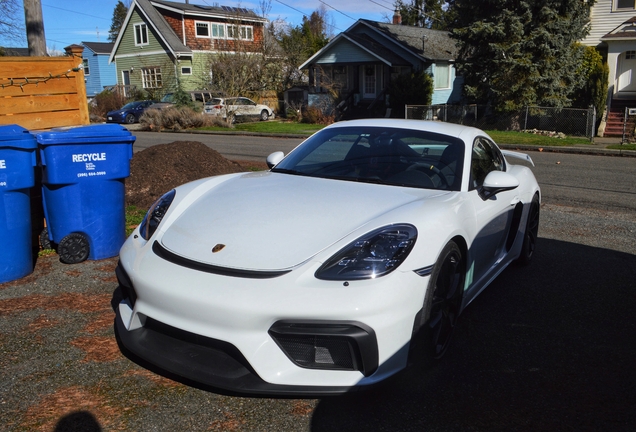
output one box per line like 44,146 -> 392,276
260,109 -> 269,121
516,194 -> 540,265
57,233 -> 90,264
125,113 -> 136,124
421,241 -> 464,360
39,228 -> 52,250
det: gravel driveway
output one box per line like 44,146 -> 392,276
2,152 -> 635,431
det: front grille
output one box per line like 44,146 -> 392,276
269,320 -> 378,376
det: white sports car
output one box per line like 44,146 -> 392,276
115,119 -> 540,396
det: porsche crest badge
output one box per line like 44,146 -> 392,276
212,244 -> 226,253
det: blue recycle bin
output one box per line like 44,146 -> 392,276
0,125 -> 38,283
37,124 -> 136,264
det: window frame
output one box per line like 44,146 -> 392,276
615,0 -> 636,11
469,137 -> 506,191
434,63 -> 451,90
134,23 -> 149,46
82,58 -> 90,76
195,21 -> 210,38
227,24 -> 254,40
181,66 -> 192,75
141,67 -> 162,89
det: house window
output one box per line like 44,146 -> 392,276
434,64 -> 451,89
82,59 -> 90,76
181,66 -> 192,75
196,22 -> 209,37
141,67 -> 162,88
333,65 -> 347,89
228,25 -> 253,40
627,51 -> 636,59
211,23 -> 225,38
615,0 -> 636,10
134,23 -> 149,46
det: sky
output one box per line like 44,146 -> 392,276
0,0 -> 396,51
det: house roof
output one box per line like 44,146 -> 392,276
299,19 -> 458,70
150,0 -> 265,22
601,16 -> 636,41
359,20 -> 458,61
0,47 -> 29,56
81,42 -> 114,55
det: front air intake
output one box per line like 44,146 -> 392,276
268,321 -> 378,376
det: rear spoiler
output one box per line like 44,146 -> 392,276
501,150 -> 534,167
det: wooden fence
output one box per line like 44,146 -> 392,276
0,45 -> 89,130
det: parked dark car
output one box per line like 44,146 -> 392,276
106,100 -> 156,124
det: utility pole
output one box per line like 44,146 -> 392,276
23,0 -> 47,56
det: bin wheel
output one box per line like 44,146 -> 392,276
40,228 -> 52,250
58,233 -> 90,264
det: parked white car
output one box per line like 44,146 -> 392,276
204,97 -> 274,122
114,119 -> 540,396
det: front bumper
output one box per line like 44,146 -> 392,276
114,233 -> 427,395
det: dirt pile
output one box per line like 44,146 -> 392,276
125,141 -> 267,209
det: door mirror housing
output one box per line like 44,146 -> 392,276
267,151 -> 285,169
480,171 -> 519,200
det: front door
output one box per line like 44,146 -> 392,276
617,51 -> 636,92
363,65 -> 376,99
122,70 -> 131,97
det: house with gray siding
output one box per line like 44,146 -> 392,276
581,1 -> 636,136
299,13 -> 462,119
81,42 -> 117,98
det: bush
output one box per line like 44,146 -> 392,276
139,106 -> 229,131
388,71 -> 433,118
301,106 -> 334,125
90,89 -> 126,120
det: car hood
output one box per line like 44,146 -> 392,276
159,172 -> 442,271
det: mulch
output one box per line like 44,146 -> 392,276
126,140 -> 269,209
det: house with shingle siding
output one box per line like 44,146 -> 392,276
109,0 -> 266,98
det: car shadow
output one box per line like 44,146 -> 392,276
310,238 -> 636,431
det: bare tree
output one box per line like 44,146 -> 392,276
0,0 -> 25,45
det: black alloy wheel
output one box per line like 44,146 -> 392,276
425,241 -> 464,359
125,113 -> 136,124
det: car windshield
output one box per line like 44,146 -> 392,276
271,126 -> 464,191
160,94 -> 174,103
121,102 -> 136,110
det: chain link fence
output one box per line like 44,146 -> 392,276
406,105 -> 596,140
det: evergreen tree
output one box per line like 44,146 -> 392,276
108,1 -> 128,42
450,0 -> 594,112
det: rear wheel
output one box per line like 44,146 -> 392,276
422,241 -> 464,360
516,194 -> 540,265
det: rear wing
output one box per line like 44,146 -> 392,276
501,150 -> 534,167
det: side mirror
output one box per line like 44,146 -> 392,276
480,171 -> 519,200
266,151 -> 285,169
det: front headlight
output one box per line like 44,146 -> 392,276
138,189 -> 176,240
315,224 -> 417,281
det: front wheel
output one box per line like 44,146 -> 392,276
422,241 -> 464,360
260,110 -> 269,121
125,113 -> 136,124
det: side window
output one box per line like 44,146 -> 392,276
470,137 -> 505,189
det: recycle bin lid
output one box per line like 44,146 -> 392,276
36,124 -> 136,146
0,124 -> 37,149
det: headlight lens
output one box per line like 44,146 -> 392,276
138,189 -> 176,240
315,224 -> 417,281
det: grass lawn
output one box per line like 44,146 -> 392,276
607,143 -> 636,150
199,120 -> 593,147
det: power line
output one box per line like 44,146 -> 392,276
368,0 -> 394,12
41,3 -> 110,21
318,0 -> 355,21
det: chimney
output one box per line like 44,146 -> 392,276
392,9 -> 402,25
